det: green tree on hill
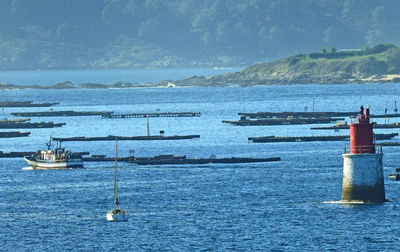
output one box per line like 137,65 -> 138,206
1,1 -> 400,70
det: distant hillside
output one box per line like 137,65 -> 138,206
170,43 -> 400,85
1,1 -> 400,70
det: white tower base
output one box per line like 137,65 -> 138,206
342,153 -> 385,202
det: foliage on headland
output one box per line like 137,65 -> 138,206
169,43 -> 400,85
0,0 -> 400,70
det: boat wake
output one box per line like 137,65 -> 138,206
323,200 -> 382,205
22,166 -> 34,170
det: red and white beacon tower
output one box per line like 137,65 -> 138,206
342,106 -> 385,202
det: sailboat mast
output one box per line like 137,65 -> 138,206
114,138 -> 118,208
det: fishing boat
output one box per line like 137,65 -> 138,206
106,139 -> 128,222
24,138 -> 83,169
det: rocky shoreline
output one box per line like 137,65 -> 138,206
2,72 -> 400,91
0,81 -> 157,90
165,72 -> 400,86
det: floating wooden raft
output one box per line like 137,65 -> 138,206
82,154 -> 281,165
378,142 -> 400,146
133,156 -> 281,165
102,112 -> 201,118
0,131 -> 30,138
0,101 -> 58,107
11,110 -> 113,117
248,133 -> 398,143
52,135 -> 200,142
370,114 -> 400,118
0,121 -> 65,129
223,117 -> 345,126
0,151 -> 89,158
311,123 -> 400,130
0,151 -> 35,157
238,111 -> 359,119
0,118 -> 30,123
83,155 -> 135,162
83,154 -> 185,162
238,111 -> 400,119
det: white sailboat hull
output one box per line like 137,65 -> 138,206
106,209 -> 129,222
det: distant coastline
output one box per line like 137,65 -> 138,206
2,74 -> 399,91
2,44 -> 400,90
0,68 -> 240,90
0,81 -> 156,90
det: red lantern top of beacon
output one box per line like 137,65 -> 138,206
350,105 -> 375,154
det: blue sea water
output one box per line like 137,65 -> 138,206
1,70 -> 400,250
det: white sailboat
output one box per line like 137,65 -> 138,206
106,138 -> 128,222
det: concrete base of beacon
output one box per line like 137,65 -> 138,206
342,153 -> 385,203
